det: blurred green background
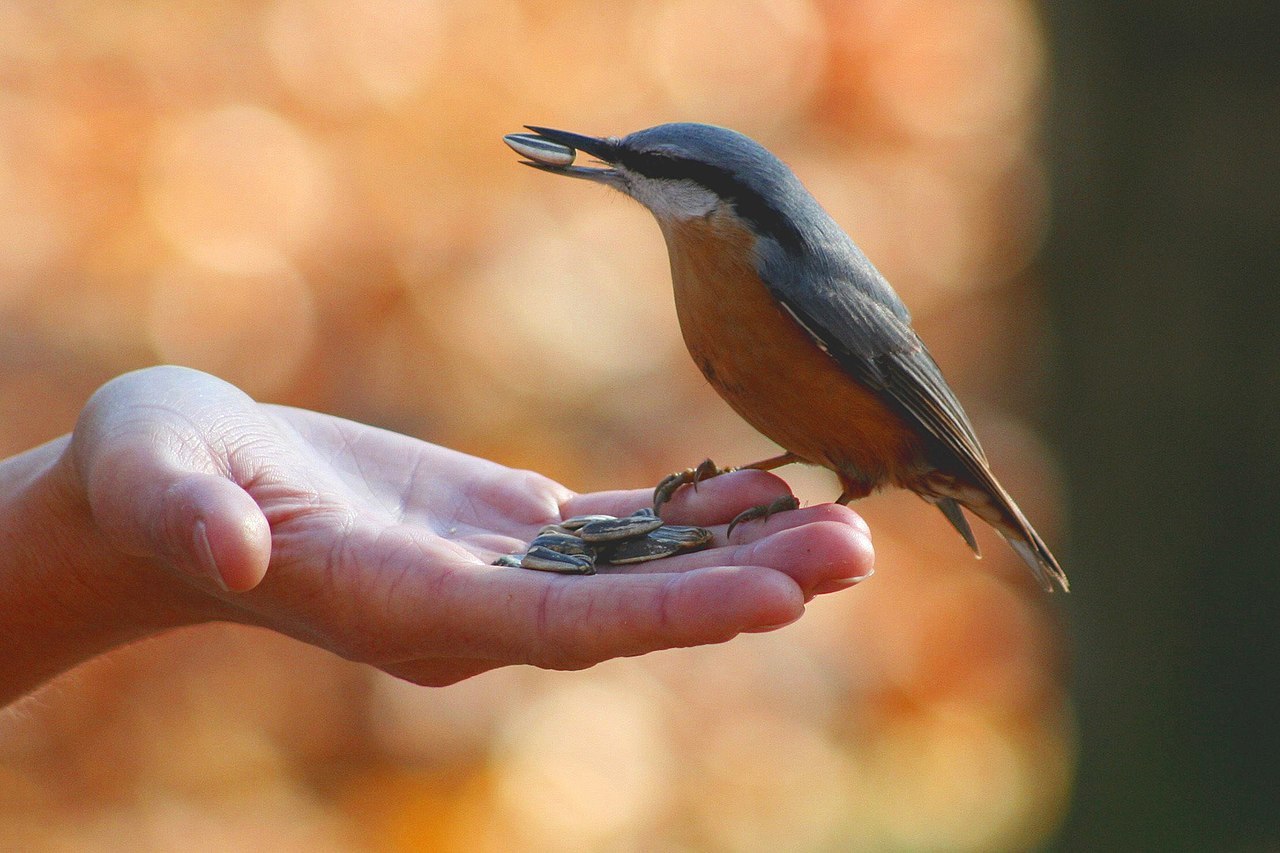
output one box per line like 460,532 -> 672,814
1046,3 -> 1280,850
0,1 -> 1273,850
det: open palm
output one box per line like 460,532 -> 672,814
69,367 -> 874,687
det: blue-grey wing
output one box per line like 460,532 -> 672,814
760,258 -> 990,475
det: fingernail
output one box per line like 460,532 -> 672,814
813,568 -> 875,594
743,611 -> 804,633
192,519 -> 230,592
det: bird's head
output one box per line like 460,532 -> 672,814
507,122 -> 813,252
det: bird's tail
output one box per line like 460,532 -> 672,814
999,510 -> 1068,593
926,476 -> 1068,593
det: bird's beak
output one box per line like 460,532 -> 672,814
504,126 -> 621,185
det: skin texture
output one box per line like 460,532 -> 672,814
0,367 -> 874,706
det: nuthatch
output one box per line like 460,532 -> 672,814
504,123 -> 1067,592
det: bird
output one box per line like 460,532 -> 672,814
504,123 -> 1067,592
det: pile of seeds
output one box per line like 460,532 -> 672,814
493,507 -> 713,574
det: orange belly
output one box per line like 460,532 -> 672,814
660,214 -> 922,490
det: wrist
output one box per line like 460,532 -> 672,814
0,437 -> 209,705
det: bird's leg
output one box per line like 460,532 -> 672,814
721,452 -> 804,533
835,474 -> 873,506
726,494 -> 802,538
653,459 -> 731,512
740,452 -> 803,473
653,452 -> 802,513
721,475 -> 868,540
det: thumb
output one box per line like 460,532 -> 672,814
153,472 -> 272,592
69,367 -> 274,592
83,446 -> 272,592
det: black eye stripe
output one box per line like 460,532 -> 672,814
617,150 -> 803,251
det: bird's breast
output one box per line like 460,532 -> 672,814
658,215 -> 921,487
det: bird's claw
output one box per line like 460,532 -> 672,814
726,495 -> 801,538
653,459 -> 733,514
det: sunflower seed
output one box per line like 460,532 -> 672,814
558,514 -> 617,531
650,524 -> 714,551
503,133 -> 577,167
577,513 -> 665,543
521,545 -> 595,574
597,534 -> 683,564
530,532 -> 595,559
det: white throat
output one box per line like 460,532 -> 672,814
626,175 -> 718,221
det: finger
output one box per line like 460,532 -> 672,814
557,488 -> 653,520
530,500 -> 874,598
388,553 -> 806,671
381,658 -> 503,688
532,567 -> 805,666
71,369 -> 273,591
171,473 -> 273,592
594,510 -> 875,596
561,469 -> 795,526
740,518 -> 874,597
86,448 -> 272,592
724,500 -> 873,542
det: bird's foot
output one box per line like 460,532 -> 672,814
653,458 -> 734,513
726,494 -> 802,538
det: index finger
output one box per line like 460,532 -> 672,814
560,469 -> 795,527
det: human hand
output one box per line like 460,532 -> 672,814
7,366 -> 873,697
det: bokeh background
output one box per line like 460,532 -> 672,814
0,1 -> 1273,850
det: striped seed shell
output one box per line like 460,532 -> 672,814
597,534 -> 683,564
530,532 -> 595,559
503,133 -> 577,167
558,514 -> 617,531
521,545 -> 595,574
577,514 -> 665,543
650,524 -> 714,551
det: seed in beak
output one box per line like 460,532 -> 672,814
503,133 -> 576,167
